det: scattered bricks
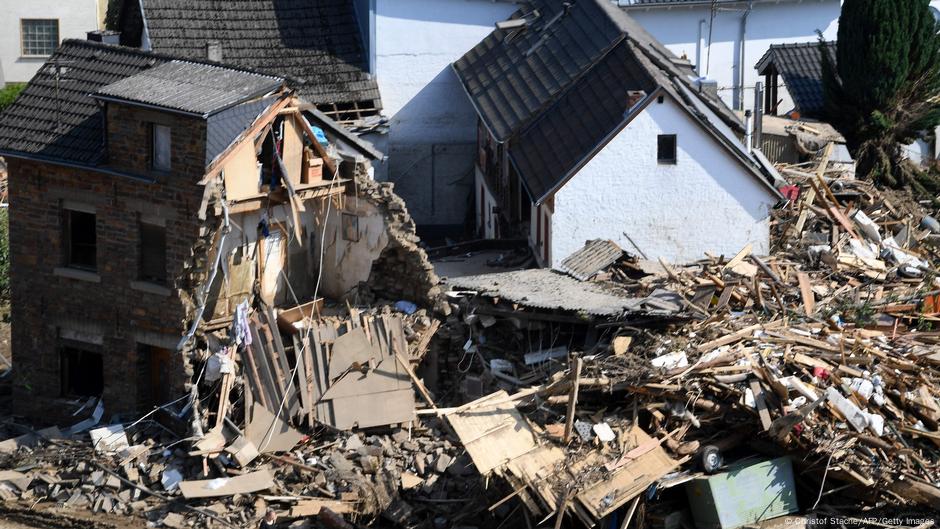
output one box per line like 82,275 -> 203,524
130,500 -> 148,512
391,430 -> 409,444
414,453 -> 427,476
359,455 -> 380,474
433,453 -> 453,474
105,475 -> 122,490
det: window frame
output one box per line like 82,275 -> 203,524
59,344 -> 104,398
63,206 -> 97,272
20,19 -> 59,58
138,219 -> 168,285
657,134 -> 678,165
151,123 -> 172,172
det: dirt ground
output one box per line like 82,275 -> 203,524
0,504 -> 148,529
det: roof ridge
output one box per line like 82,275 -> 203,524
59,38 -> 289,81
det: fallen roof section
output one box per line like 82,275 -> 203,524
447,268 -> 667,317
557,239 -> 625,281
94,60 -> 283,117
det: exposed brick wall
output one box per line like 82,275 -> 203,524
105,103 -> 207,179
8,106 -> 209,421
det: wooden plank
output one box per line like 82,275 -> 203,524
292,113 -> 337,177
394,351 -> 438,412
564,357 -> 583,441
797,272 -> 815,315
750,378 -> 773,431
696,320 -> 785,352
203,96 -> 291,182
179,470 -> 275,499
248,321 -> 281,409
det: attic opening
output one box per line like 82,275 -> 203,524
60,345 -> 104,397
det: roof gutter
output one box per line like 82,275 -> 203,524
0,150 -> 157,184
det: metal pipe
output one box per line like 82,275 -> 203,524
738,1 -> 753,111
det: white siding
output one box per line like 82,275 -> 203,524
373,0 -> 516,227
551,94 -> 776,267
474,169 -> 499,240
0,0 -> 101,85
623,0 -> 839,112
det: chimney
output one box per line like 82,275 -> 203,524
87,30 -> 121,45
695,78 -> 719,101
207,40 -> 223,62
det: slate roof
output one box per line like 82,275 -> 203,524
134,0 -> 381,108
95,60 -> 283,116
0,40 -> 173,166
511,40 -> 657,199
756,41 -> 836,118
454,0 -> 777,204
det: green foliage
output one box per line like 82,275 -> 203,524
822,0 -> 940,188
104,0 -> 124,31
0,84 -> 26,112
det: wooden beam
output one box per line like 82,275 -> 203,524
292,113 -> 338,177
563,357 -> 583,442
202,94 -> 292,184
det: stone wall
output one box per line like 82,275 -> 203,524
7,106 -> 207,419
105,103 -> 207,179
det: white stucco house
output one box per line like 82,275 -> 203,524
0,0 -> 104,86
352,0 -> 519,233
454,0 -> 782,266
618,0 -> 840,112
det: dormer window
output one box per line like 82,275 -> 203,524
151,123 -> 171,171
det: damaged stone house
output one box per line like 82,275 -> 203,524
454,0 -> 783,267
0,39 -> 438,421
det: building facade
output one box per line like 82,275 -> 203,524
0,0 -> 104,85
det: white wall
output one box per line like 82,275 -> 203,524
0,0 -> 101,85
475,169 -> 499,239
624,0 -> 839,112
551,94 -> 776,267
374,0 -> 517,228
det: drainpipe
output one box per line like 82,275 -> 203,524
737,1 -> 753,111
697,18 -> 707,76
744,110 -> 753,153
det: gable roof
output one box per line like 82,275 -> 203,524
756,41 -> 835,118
0,40 -> 173,167
132,0 -> 381,110
95,60 -> 283,117
455,0 -> 780,205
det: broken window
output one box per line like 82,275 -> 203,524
60,346 -> 103,397
139,221 -> 167,284
64,208 -> 96,271
151,123 -> 172,171
657,134 -> 677,165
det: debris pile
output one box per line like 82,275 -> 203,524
4,141 -> 940,528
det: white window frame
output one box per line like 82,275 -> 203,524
21,19 -> 59,57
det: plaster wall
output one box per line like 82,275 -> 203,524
474,169 -> 499,240
551,94 -> 776,267
624,0 -> 839,112
374,0 -> 516,228
0,0 -> 101,85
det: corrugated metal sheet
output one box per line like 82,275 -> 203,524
557,239 -> 624,281
448,268 -> 668,317
97,60 -> 282,116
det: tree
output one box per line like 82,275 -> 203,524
821,0 -> 940,191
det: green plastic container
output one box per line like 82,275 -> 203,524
684,456 -> 799,529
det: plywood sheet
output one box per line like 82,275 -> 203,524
179,469 -> 274,499
246,402 -> 304,454
321,358 -> 409,400
327,327 -> 374,379
326,388 -> 415,430
575,425 -> 679,519
447,391 -> 543,476
282,117 -> 304,187
223,141 -> 260,200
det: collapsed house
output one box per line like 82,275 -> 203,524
0,39 -> 440,421
453,0 -> 784,267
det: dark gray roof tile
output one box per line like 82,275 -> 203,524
138,0 -> 381,108
96,60 -> 282,115
755,41 -> 835,118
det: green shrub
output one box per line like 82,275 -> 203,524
0,84 -> 26,112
